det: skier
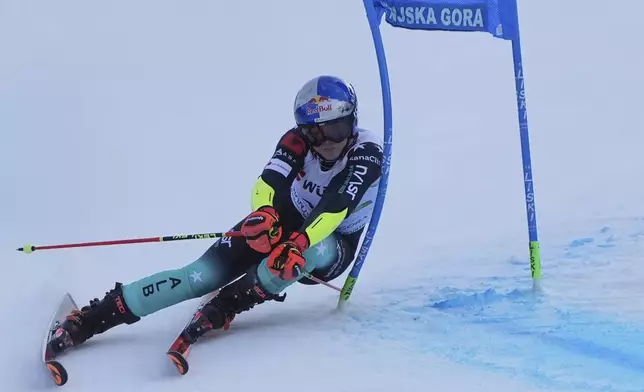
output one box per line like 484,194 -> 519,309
49,75 -> 384,353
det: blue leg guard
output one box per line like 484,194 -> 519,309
122,249 -> 234,318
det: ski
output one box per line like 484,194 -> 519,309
42,293 -> 79,386
166,290 -> 220,375
39,290 -> 227,382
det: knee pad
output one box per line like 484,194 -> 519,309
302,233 -> 341,272
298,233 -> 353,285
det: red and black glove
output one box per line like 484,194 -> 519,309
240,206 -> 283,253
266,232 -> 310,281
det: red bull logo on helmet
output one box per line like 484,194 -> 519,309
305,95 -> 332,115
307,95 -> 330,104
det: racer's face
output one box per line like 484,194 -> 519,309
301,116 -> 353,161
313,138 -> 349,161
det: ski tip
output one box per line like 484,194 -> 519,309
46,360 -> 68,386
167,351 -> 189,375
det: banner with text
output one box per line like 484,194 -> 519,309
373,0 -> 519,40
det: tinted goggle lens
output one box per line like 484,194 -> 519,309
302,118 -> 352,145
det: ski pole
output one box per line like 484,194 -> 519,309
17,231 -> 244,254
18,231 -> 343,292
303,274 -> 341,292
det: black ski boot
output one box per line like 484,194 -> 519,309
49,282 -> 141,354
183,266 -> 286,343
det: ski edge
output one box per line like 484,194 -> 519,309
166,290 -> 219,376
42,293 -> 78,387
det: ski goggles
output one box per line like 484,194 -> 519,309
300,117 -> 353,146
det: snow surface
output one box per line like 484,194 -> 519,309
2,0 -> 644,391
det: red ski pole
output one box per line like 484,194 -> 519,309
17,231 -> 343,293
17,231 -> 244,254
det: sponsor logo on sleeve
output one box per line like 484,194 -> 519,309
273,148 -> 296,163
265,158 -> 292,177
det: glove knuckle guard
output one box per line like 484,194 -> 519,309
267,243 -> 305,281
241,207 -> 283,253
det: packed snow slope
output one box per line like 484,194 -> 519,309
2,0 -> 644,391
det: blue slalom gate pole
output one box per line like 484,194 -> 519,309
338,0 -> 541,307
338,0 -> 394,308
